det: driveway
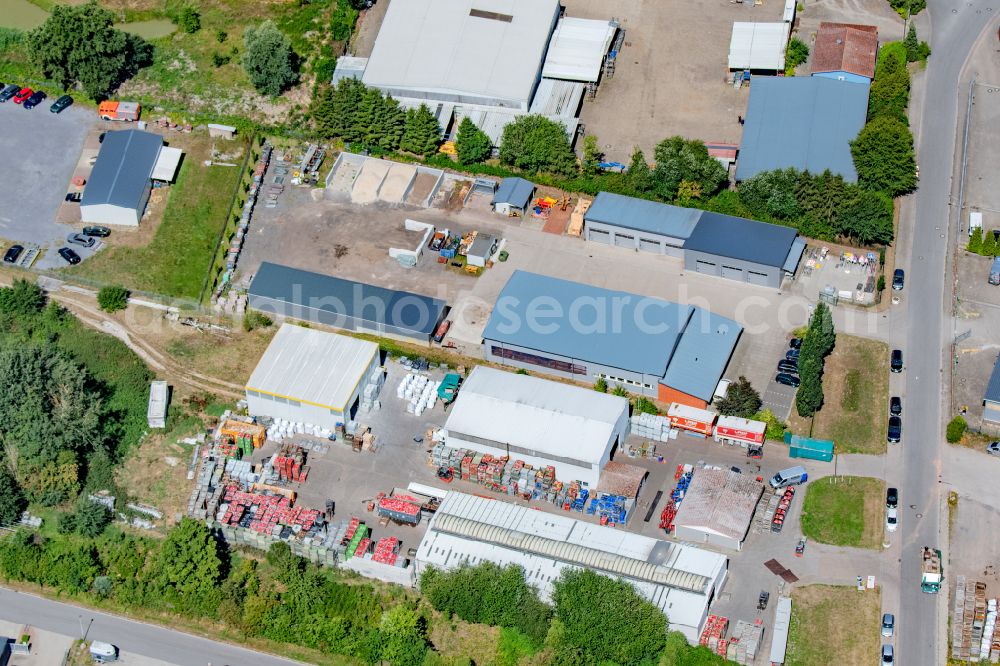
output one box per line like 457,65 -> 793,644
0,97 -> 97,269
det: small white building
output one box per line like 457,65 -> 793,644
442,366 -> 629,487
416,491 -> 729,643
728,22 -> 790,73
465,234 -> 498,268
147,380 -> 168,429
245,324 -> 380,429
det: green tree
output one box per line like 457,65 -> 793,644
176,5 -> 200,33
612,385 -> 628,397
795,170 -> 850,227
626,147 -> 654,193
374,96 -> 405,150
400,104 -> 440,156
74,498 -> 112,538
738,168 -> 801,220
795,303 -> 835,417
868,43 -> 910,122
552,569 -> 668,664
581,135 -> 602,176
154,518 -> 224,612
499,115 -> 576,175
888,0 -> 926,17
836,189 -> 894,245
851,116 -> 917,197
651,136 -> 728,201
97,285 -> 129,313
715,376 -> 762,418
378,606 -> 428,666
946,416 -> 968,443
594,377 -> 608,393
0,279 -> 47,318
786,37 -> 810,71
455,117 -> 493,164
968,226 -> 984,254
330,0 -> 359,42
0,466 -> 26,526
985,231 -> 1000,257
752,408 -> 787,441
660,631 -> 729,665
27,2 -> 152,99
331,77 -> 365,141
242,21 -> 297,96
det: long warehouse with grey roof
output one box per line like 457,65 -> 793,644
481,271 -> 742,408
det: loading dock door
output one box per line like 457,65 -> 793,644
587,228 -> 611,244
722,265 -> 744,281
748,270 -> 770,286
696,260 -> 720,276
663,244 -> 684,258
614,233 -> 634,249
639,238 -> 661,253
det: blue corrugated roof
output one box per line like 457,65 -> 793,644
492,177 -> 535,209
249,262 -> 447,336
662,308 -> 742,401
783,237 -> 807,273
482,271 -> 742,400
684,211 -> 799,268
986,354 -> 1000,404
81,130 -> 162,210
584,192 -> 702,239
736,77 -> 869,182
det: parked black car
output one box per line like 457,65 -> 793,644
50,94 -> 73,113
888,416 -> 902,443
775,373 -> 800,387
789,338 -> 802,350
892,269 -> 905,291
785,349 -> 800,361
890,349 -> 903,373
777,360 -> 799,373
886,487 -> 898,508
58,247 -> 81,264
890,396 -> 902,416
3,245 -> 23,264
22,90 -> 46,110
82,226 -> 111,237
65,192 -> 82,203
0,84 -> 19,103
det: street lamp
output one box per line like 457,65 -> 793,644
78,615 -> 94,643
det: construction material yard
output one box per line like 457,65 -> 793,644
786,584 -> 881,666
799,476 -> 885,549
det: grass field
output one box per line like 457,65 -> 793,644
71,133 -> 246,300
786,585 -> 880,666
800,476 -> 885,549
790,334 -> 890,454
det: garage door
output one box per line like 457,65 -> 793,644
587,228 -> 611,244
639,238 -> 661,253
748,270 -> 770,286
722,265 -> 744,281
663,244 -> 684,258
695,260 -> 719,275
614,233 -> 635,248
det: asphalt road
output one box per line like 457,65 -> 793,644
0,588 -> 304,666
897,3 -> 999,664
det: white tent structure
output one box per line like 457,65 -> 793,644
542,17 -> 617,82
442,366 -> 629,486
728,22 -> 790,72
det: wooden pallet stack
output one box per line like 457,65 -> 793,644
953,576 -> 968,661
973,583 -> 989,661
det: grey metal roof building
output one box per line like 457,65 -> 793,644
583,192 -> 701,257
81,130 -> 163,226
984,354 -> 1000,426
736,76 -> 869,182
673,468 -> 765,551
492,177 -> 535,215
248,262 -> 448,342
481,271 -> 742,406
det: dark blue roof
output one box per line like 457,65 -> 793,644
482,271 -> 742,400
81,130 -> 162,210
684,211 -> 799,268
492,177 -> 535,209
736,77 -> 869,182
986,354 -> 1000,404
249,262 -> 447,336
585,192 -> 702,239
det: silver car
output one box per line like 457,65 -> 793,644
66,232 -> 95,248
881,613 -> 894,638
987,442 -> 1000,456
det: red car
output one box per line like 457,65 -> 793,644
13,87 -> 32,104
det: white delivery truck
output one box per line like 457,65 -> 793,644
970,211 -> 983,237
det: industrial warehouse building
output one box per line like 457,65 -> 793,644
583,192 -> 701,258
246,323 -> 380,429
810,22 -> 879,84
736,76 -> 869,182
683,212 -> 806,289
415,491 -> 729,642
579,192 -> 805,288
673,469 -> 765,551
354,0 -> 617,145
482,271 -> 742,407
983,354 -> 1000,427
80,129 -> 183,226
248,262 -> 448,343
442,366 -> 630,487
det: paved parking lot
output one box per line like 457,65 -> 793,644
0,98 -> 98,269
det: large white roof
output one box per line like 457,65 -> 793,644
417,492 -> 728,642
246,323 -> 377,412
541,17 -> 616,82
362,0 -> 560,109
443,366 -> 628,466
728,22 -> 789,71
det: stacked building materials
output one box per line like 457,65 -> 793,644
361,366 -> 385,413
982,599 -> 997,661
973,582 -> 989,661
726,619 -> 764,665
271,443 -> 309,483
624,440 -> 660,460
771,486 -> 795,532
587,493 -> 629,525
344,520 -> 369,559
659,466 -> 694,533
629,412 -> 672,441
990,599 -> 1000,663
266,418 -> 335,442
372,537 -> 400,565
398,373 -> 438,415
953,576 -> 968,661
376,496 -> 422,525
700,615 -> 729,653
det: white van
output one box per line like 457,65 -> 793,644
769,465 -> 808,489
89,641 -> 119,663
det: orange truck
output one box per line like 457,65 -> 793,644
98,101 -> 140,121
